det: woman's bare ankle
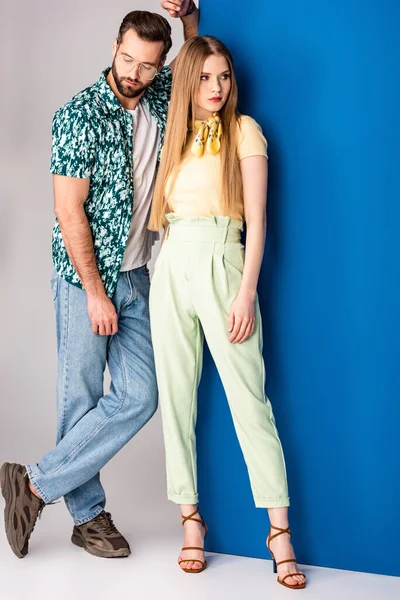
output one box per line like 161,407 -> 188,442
180,503 -> 197,517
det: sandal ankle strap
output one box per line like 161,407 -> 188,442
181,507 -> 206,531
268,525 -> 291,547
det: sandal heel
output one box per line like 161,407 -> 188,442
272,558 -> 277,574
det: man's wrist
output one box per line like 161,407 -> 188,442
85,277 -> 106,298
182,0 -> 196,18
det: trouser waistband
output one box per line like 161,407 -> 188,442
165,213 -> 243,243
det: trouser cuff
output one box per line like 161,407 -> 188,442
168,492 -> 199,505
254,496 -> 290,508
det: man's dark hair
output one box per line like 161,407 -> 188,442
117,11 -> 172,61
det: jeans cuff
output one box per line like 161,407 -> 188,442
25,464 -> 52,504
73,507 -> 104,526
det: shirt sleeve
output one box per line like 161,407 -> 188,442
237,115 -> 268,161
50,106 -> 96,178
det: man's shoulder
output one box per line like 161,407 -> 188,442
53,77 -> 106,126
157,64 -> 172,84
145,65 -> 172,106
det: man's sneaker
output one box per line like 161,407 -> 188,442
71,511 -> 131,558
0,462 -> 45,558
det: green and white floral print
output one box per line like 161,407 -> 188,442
50,66 -> 172,297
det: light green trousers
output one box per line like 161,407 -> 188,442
149,214 -> 290,508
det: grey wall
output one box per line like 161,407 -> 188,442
0,0 -> 186,533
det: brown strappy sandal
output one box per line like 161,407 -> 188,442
267,524 -> 306,589
178,508 -> 208,574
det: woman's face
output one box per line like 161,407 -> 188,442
194,54 -> 232,120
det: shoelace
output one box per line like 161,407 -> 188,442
38,499 -> 60,519
28,498 -> 56,541
94,512 -> 119,535
24,472 -> 59,521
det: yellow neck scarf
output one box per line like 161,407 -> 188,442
189,112 -> 223,157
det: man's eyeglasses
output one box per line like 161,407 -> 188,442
118,55 -> 158,81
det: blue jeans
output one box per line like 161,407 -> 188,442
26,267 -> 158,525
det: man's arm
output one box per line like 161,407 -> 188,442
161,1 -> 199,72
180,0 -> 199,40
53,174 -> 118,336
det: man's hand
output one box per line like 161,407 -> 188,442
161,0 -> 191,18
87,292 -> 119,336
161,0 -> 198,55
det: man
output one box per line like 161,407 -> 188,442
0,1 -> 199,559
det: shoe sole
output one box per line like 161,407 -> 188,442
180,561 -> 207,574
71,532 -> 131,558
0,463 -> 24,559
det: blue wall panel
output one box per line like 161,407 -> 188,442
196,0 -> 400,576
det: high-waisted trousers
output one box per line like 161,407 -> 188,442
149,214 -> 290,508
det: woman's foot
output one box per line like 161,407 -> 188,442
267,527 -> 306,587
178,508 -> 207,572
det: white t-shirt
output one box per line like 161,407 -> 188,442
120,100 -> 160,271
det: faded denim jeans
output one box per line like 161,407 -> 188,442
26,266 -> 158,525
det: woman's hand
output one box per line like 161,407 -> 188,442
228,291 -> 256,344
161,0 -> 191,18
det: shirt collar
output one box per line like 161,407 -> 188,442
96,68 -> 155,119
96,68 -> 123,113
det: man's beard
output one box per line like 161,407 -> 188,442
111,60 -> 149,98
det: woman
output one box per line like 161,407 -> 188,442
148,35 -> 306,589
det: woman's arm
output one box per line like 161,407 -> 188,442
228,155 -> 268,343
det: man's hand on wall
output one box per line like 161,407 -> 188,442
161,0 -> 191,19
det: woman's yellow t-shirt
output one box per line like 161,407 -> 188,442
165,115 -> 268,218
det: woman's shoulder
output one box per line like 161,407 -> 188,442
236,115 -> 268,160
237,114 -> 262,128
236,114 -> 265,134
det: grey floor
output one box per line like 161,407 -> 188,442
0,502 -> 398,600
1,411 -> 399,600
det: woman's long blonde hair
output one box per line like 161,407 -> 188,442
148,35 -> 243,231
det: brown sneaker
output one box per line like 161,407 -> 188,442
0,462 -> 45,558
71,511 -> 131,558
